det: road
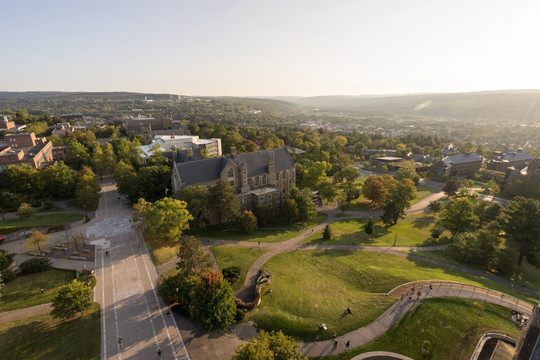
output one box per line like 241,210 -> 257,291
91,178 -> 190,360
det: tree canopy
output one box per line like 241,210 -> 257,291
51,280 -> 93,319
233,330 -> 306,360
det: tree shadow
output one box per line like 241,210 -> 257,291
412,216 -> 436,229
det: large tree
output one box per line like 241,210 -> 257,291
51,280 -> 93,319
189,271 -> 237,331
176,236 -> 213,276
175,185 -> 211,229
362,175 -> 388,207
24,230 -> 49,253
440,197 -> 479,235
233,330 -> 306,360
394,167 -> 420,185
75,166 -> 100,211
135,198 -> 193,243
499,196 -> 540,266
209,179 -> 241,225
41,161 -> 77,199
442,179 -> 459,196
381,179 -> 417,226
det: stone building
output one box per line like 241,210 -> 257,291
486,150 -> 534,172
431,152 -> 484,180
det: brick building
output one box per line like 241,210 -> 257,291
0,132 -> 53,171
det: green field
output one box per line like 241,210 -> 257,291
0,302 -> 101,360
409,249 -> 540,294
145,237 -> 179,266
0,270 -> 76,312
317,298 -> 521,360
187,228 -> 303,243
301,217 -> 449,247
411,185 -> 440,205
211,245 -> 268,290
0,213 -> 85,234
246,250 -> 535,341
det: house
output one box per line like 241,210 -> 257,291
124,113 -> 173,137
441,143 -> 458,156
486,149 -> 534,172
0,116 -> 16,131
0,132 -> 53,171
431,153 -> 483,180
138,134 -> 221,163
52,145 -> 73,161
172,147 -> 296,217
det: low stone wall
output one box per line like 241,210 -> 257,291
235,271 -> 272,310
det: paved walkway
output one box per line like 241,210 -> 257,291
300,281 -> 533,357
0,302 -> 53,323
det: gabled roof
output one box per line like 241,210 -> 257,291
492,150 -> 534,163
440,153 -> 483,166
174,147 -> 294,187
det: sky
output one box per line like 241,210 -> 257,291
2,0 -> 540,96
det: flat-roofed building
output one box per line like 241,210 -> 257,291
139,134 -> 221,163
0,132 -> 53,171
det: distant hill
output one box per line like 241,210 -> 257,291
274,90 -> 540,123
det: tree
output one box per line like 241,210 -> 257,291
316,178 -> 338,203
428,200 -> 443,213
17,202 -> 37,219
282,198 -> 299,225
442,179 -> 459,196
233,330 -> 306,360
381,180 -> 417,226
176,236 -> 213,276
135,164 -> 172,202
91,143 -> 107,177
499,196 -> 540,266
239,210 -> 258,233
136,198 -> 193,243
175,185 -> 211,229
67,141 -> 93,170
440,197 -> 479,235
5,164 -> 41,199
285,187 -> 316,223
254,204 -> 276,227
482,179 -> 500,195
300,161 -> 330,189
209,179 -> 241,225
24,231 -> 49,253
113,161 -> 136,201
322,224 -> 332,240
41,161 -> 77,199
190,271 -> 237,331
364,219 -> 374,234
362,176 -> 387,207
394,167 -> 420,185
51,280 -> 92,319
75,166 -> 100,211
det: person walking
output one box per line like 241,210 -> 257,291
118,336 -> 123,349
345,340 -> 351,350
157,348 -> 162,358
333,338 -> 338,350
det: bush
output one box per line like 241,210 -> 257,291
222,266 -> 241,285
17,202 -> 37,219
323,224 -> 332,240
19,258 -> 52,274
1,269 -> 17,283
0,249 -> 15,271
430,227 -> 442,239
364,219 -> 374,234
43,201 -> 54,210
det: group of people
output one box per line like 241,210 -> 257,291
316,307 -> 353,351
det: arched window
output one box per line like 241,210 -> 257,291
227,168 -> 234,178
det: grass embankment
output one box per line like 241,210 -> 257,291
316,298 -> 521,360
0,270 -> 76,312
301,217 -> 449,247
187,228 -> 303,243
0,302 -> 101,360
0,213 -> 85,235
211,245 -> 268,291
409,249 -> 540,293
246,250 -> 535,341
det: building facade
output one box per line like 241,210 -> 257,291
0,132 -> 53,171
486,149 -> 534,172
431,153 -> 484,180
139,134 -> 222,163
172,147 -> 296,216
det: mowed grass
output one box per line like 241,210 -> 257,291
0,302 -> 101,360
317,298 -> 521,360
246,250 -> 535,341
211,245 -> 268,290
410,249 -> 540,293
145,237 -> 178,266
411,185 -> 440,205
0,213 -> 85,234
187,228 -> 303,243
301,217 -> 449,247
0,270 -> 75,312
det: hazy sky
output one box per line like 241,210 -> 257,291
3,0 -> 540,96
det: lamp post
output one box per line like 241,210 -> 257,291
82,265 -> 89,285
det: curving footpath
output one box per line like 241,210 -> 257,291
300,280 -> 533,357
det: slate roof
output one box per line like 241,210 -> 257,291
439,153 -> 483,167
162,148 -> 203,163
174,147 -> 294,187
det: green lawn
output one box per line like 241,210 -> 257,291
317,298 -> 521,360
37,206 -> 65,213
341,198 -> 372,211
187,228 -> 303,243
301,217 -> 449,247
246,250 -> 535,341
145,237 -> 179,266
211,245 -> 268,290
0,270 -> 76,312
0,213 -> 85,234
0,302 -> 101,360
409,249 -> 540,294
411,185 -> 440,205
294,212 -> 328,228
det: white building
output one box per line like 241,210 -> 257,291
139,134 -> 221,163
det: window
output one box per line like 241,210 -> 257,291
262,175 -> 267,185
254,177 -> 260,187
276,172 -> 280,181
229,180 -> 235,187
227,168 -> 234,178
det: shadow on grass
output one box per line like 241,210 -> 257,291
412,216 -> 436,229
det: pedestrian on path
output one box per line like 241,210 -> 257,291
345,340 -> 351,350
157,348 -> 161,358
221,239 -> 224,245
118,337 -> 123,349
333,339 -> 338,350
417,291 -> 421,298
333,331 -> 337,339
258,241 -> 261,247
315,335 -> 319,342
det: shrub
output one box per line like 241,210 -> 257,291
19,258 -> 52,274
222,266 -> 241,285
322,224 -> 332,240
1,269 -> 17,283
235,307 -> 248,321
0,249 -> 15,271
430,227 -> 442,239
43,201 -> 54,210
364,219 -> 374,234
16,202 -> 37,219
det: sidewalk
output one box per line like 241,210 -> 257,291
0,303 -> 52,323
